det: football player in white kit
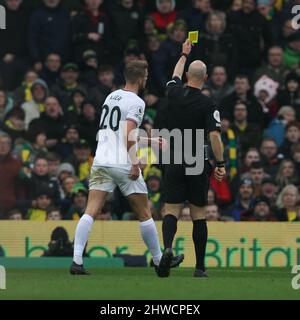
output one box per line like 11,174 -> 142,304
70,60 -> 183,277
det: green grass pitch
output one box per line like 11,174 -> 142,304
0,268 -> 299,300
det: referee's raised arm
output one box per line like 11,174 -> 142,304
165,39 -> 192,99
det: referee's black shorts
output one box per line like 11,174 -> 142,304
162,161 -> 212,207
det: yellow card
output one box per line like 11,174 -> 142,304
188,31 -> 199,44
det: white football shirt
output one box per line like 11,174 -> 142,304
92,89 -> 145,170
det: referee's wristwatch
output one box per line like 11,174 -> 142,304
180,53 -> 188,59
216,161 -> 226,168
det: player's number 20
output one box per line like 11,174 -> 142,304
99,105 -> 121,132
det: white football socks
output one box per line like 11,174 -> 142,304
140,218 -> 162,266
73,214 -> 94,265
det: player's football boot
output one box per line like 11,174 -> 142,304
194,269 -> 208,278
69,261 -> 90,275
170,254 -> 184,268
155,248 -> 173,278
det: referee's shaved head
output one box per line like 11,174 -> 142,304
187,60 -> 207,82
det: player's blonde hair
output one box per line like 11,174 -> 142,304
124,60 -> 148,84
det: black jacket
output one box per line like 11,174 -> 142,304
28,3 -> 70,63
28,113 -> 66,143
227,9 -> 273,70
0,4 -> 29,58
70,8 -> 109,63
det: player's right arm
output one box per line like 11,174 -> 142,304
125,102 -> 145,180
126,119 -> 140,180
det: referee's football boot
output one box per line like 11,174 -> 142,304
194,269 -> 208,278
70,261 -> 90,275
170,253 -> 184,268
150,253 -> 184,269
155,248 -> 173,278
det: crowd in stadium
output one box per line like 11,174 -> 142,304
1,0 -> 300,222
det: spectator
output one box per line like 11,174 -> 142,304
276,159 -> 299,190
260,137 -> 282,176
205,204 -> 221,221
0,107 -> 26,143
60,175 -> 77,214
13,128 -> 48,167
39,53 -> 62,88
13,69 -> 38,105
277,72 -> 300,119
242,161 -> 269,197
7,208 -> 23,220
77,101 -> 99,153
180,206 -> 192,221
253,75 -> 279,125
109,0 -> 144,61
261,177 -> 279,207
88,65 -> 116,108
231,0 -> 243,11
0,133 -> 23,218
239,147 -> 261,174
66,139 -> 93,181
275,184 -> 300,221
46,207 -> 62,220
65,88 -> 87,124
54,125 -> 80,160
192,10 -> 238,79
221,74 -> 262,124
57,163 -> 75,184
21,79 -> 49,129
145,167 -> 163,219
152,19 -> 187,90
231,101 -> 262,156
242,195 -> 277,221
66,182 -> 88,220
0,89 -> 14,124
264,105 -> 296,147
150,0 -> 177,34
28,0 -> 70,70
0,0 -> 29,90
291,143 -> 300,178
80,50 -> 99,87
279,121 -> 300,157
70,0 -> 109,64
28,96 -> 66,151
178,0 -> 211,32
27,187 -> 53,220
207,188 -> 217,205
227,0 -> 273,75
204,65 -> 234,105
46,152 -> 61,178
21,155 -> 61,209
283,33 -> 300,69
51,63 -> 86,111
252,46 -> 288,86
227,178 -> 255,221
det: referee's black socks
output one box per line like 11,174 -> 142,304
162,214 -> 178,249
193,219 -> 208,271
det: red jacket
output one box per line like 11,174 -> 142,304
0,154 -> 23,217
150,11 -> 177,32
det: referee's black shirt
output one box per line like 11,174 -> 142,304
165,76 -> 221,164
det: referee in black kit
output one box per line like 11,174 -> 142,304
161,39 -> 226,277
